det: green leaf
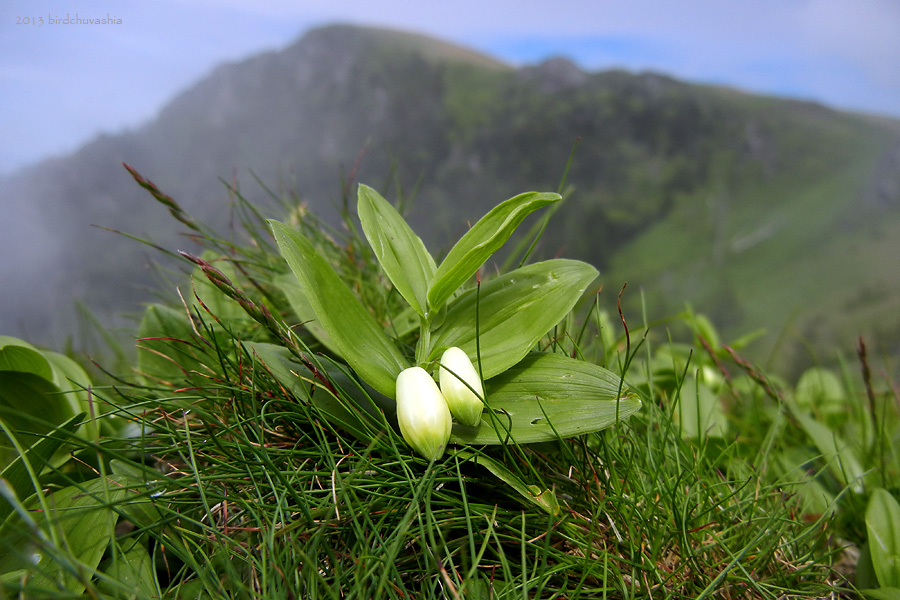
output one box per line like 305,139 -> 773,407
0,476 -> 133,596
0,338 -> 94,457
795,367 -> 845,419
269,220 -> 410,398
857,588 -> 900,600
191,251 -> 255,323
389,304 -> 423,340
0,372 -> 78,466
867,489 -> 900,589
136,303 -> 203,385
42,351 -> 97,441
243,341 -> 394,441
450,353 -> 640,445
430,259 -> 598,379
97,537 -> 158,598
427,191 -> 561,312
794,411 -> 866,492
0,336 -> 53,381
772,448 -> 835,516
455,450 -> 559,515
275,273 -> 340,354
675,375 -> 728,440
358,184 -> 436,316
108,458 -> 150,481
0,413 -> 85,523
42,352 -> 90,409
858,541 -> 881,590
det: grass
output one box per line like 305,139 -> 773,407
77,346 -> 839,598
3,167 -> 897,598
108,370 -> 836,599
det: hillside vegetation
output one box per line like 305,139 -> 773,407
1,24 -> 898,376
5,173 -> 899,597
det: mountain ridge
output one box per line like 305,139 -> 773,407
2,23 -> 898,374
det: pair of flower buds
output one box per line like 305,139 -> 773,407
396,347 -> 484,460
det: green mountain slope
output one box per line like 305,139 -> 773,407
603,98 -> 900,372
0,24 -> 897,375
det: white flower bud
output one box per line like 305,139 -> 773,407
396,367 -> 452,460
438,347 -> 485,427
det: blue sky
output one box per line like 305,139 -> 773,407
2,0 -> 899,175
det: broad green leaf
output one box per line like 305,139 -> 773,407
42,351 -> 97,441
772,448 -> 835,517
390,304 -> 423,340
450,353 -> 640,445
0,339 -> 97,438
274,273 -> 340,354
1,476 -> 133,596
269,220 -> 410,398
278,272 -> 419,351
244,341 -> 394,441
794,411 -> 866,492
795,367 -> 845,419
429,260 -> 598,379
109,458 -> 152,480
427,191 -> 561,312
0,480 -> 33,589
358,184 -> 436,316
0,413 -> 85,523
109,482 -> 169,543
858,541 -> 880,591
0,373 -> 77,466
97,537 -> 158,598
675,375 -> 728,440
867,489 -> 900,589
191,251 -> 255,323
857,588 -> 900,600
625,343 -> 695,394
455,449 -> 559,515
42,352 -> 90,409
0,336 -> 39,351
0,336 -> 53,382
136,303 -> 204,385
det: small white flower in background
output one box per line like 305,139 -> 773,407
439,347 -> 485,427
396,366 -> 452,460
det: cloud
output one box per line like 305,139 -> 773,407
799,0 -> 900,87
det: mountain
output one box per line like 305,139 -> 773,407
1,24 -> 898,375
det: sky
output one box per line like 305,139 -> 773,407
2,0 -> 899,176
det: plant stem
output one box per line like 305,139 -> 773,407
416,314 -> 432,367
